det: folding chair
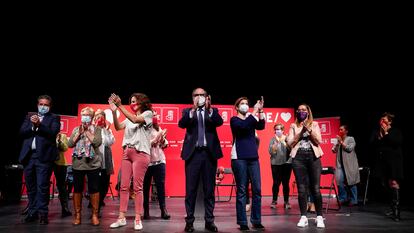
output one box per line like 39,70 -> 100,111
358,167 -> 370,206
320,166 -> 341,213
215,168 -> 236,202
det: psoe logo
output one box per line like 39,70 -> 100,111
162,107 -> 179,124
218,108 -> 233,125
317,121 -> 331,135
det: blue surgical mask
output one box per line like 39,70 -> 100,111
81,115 -> 91,124
297,111 -> 308,122
239,104 -> 249,114
38,105 -> 49,115
275,130 -> 283,137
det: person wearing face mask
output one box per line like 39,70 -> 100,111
108,93 -> 153,231
178,88 -> 223,233
332,125 -> 360,207
230,96 -> 265,231
19,95 -> 60,225
92,109 -> 115,212
287,103 -> 325,228
370,112 -> 403,221
68,107 -> 103,226
268,123 -> 292,209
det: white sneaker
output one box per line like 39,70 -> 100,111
316,216 -> 325,228
134,219 -> 143,231
110,218 -> 127,228
297,216 -> 308,227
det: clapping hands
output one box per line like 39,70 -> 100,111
254,96 -> 264,111
108,93 -> 121,111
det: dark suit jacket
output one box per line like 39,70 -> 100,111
19,113 -> 61,164
178,107 -> 223,160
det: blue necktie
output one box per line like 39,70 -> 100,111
197,108 -> 204,147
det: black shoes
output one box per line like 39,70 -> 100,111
39,216 -> 49,225
252,223 -> 265,230
184,222 -> 217,232
184,223 -> 194,232
161,208 -> 171,220
22,214 -> 38,223
205,222 -> 218,232
240,225 -> 250,231
61,206 -> 72,218
22,213 -> 49,225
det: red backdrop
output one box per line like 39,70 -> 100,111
65,104 -> 339,197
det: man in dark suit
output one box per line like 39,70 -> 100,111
178,88 -> 223,232
19,95 -> 60,225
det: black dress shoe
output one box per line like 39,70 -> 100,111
161,207 -> 171,219
22,214 -> 38,223
205,222 -> 218,232
184,223 -> 194,232
252,223 -> 265,230
61,209 -> 72,218
39,216 -> 49,225
240,225 -> 250,231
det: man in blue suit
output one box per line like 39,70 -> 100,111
178,88 -> 223,232
19,95 -> 60,225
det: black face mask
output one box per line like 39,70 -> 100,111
297,111 -> 308,122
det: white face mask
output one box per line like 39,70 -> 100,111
239,104 -> 249,114
197,96 -> 206,107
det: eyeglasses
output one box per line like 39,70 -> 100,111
193,94 -> 206,97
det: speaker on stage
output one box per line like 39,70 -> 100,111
2,164 -> 24,203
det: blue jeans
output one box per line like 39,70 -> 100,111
337,167 -> 358,204
231,159 -> 261,226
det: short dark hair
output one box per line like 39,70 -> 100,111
38,95 -> 52,105
382,112 -> 395,122
340,124 -> 349,131
192,87 -> 207,97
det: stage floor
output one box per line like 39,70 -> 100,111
1,196 -> 413,233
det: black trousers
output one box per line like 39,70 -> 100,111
143,163 -> 167,209
185,149 -> 217,224
72,168 -> 100,194
292,151 -> 323,216
99,169 -> 111,204
53,164 -> 69,202
271,163 -> 292,202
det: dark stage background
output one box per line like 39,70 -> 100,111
1,72 -> 411,207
